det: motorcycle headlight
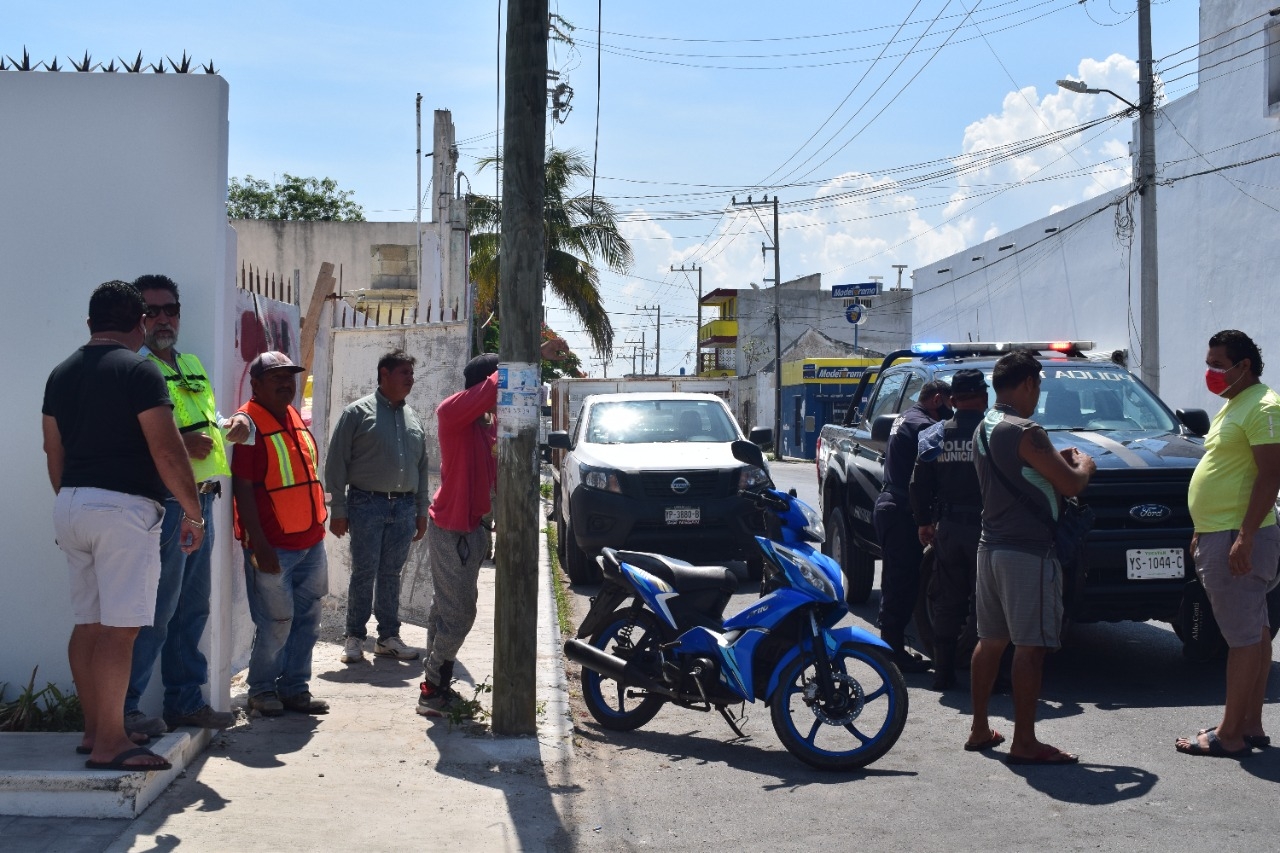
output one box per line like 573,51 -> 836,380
738,465 -> 770,490
797,499 -> 825,542
777,543 -> 836,600
581,465 -> 622,494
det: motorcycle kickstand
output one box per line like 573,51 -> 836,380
718,703 -> 749,740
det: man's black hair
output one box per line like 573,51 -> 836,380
377,349 -> 416,383
991,350 -> 1042,391
132,274 -> 180,302
920,379 -> 951,400
1208,329 -> 1264,377
88,280 -> 146,333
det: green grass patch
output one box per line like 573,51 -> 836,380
0,668 -> 84,732
545,523 -> 574,637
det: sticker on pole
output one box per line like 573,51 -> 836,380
496,362 -> 541,438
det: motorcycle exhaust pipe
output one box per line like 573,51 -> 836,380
564,639 -> 675,698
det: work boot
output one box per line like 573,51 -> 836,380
882,629 -> 931,674
931,639 -> 958,690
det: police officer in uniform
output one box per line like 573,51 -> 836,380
874,379 -> 951,672
910,369 -> 988,690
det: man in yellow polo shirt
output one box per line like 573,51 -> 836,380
1177,329 -> 1280,758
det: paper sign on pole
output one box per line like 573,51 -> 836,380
496,362 -> 541,438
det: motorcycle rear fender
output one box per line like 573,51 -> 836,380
763,625 -> 891,701
618,562 -> 681,632
575,581 -> 633,639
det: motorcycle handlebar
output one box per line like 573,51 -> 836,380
740,488 -> 788,511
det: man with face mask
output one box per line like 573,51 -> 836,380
874,379 -> 951,672
1175,330 -> 1280,758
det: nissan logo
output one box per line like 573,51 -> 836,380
670,477 -> 691,495
1129,503 -> 1172,523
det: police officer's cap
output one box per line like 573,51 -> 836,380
950,369 -> 988,394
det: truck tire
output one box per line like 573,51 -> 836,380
1177,579 -> 1226,662
563,514 -> 601,585
826,506 -> 874,606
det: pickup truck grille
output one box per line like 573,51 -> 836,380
1080,468 -> 1194,531
638,470 -> 732,499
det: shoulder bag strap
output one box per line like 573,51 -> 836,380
978,422 -> 1057,532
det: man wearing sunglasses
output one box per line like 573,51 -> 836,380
122,275 -> 253,737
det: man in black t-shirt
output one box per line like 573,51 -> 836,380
42,281 -> 205,772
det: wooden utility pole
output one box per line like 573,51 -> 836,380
637,304 -> 660,375
672,264 -> 701,374
492,0 -> 547,735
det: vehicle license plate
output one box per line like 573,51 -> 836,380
665,506 -> 700,525
1126,548 -> 1184,580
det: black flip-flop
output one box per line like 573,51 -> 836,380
1198,725 -> 1270,749
84,746 -> 172,771
1176,730 -> 1252,759
964,730 -> 1006,752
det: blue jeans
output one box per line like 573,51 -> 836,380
126,490 -> 215,717
243,541 -> 328,698
344,490 -> 415,640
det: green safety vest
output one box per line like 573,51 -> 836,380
147,350 -> 230,482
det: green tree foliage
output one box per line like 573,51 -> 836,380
469,147 -> 632,360
477,317 -> 585,381
227,174 -> 366,221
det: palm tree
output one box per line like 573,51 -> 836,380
468,147 -> 632,359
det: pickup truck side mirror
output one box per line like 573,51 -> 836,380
1176,408 -> 1210,437
870,414 -> 896,443
548,431 -> 573,450
749,426 -> 773,449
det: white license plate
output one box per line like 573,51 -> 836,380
1126,548 -> 1185,580
665,506 -> 700,525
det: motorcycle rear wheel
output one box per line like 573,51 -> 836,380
770,642 -> 908,770
581,609 -> 667,731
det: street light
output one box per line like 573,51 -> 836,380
1053,1 -> 1159,393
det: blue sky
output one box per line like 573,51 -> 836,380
8,0 -> 1200,374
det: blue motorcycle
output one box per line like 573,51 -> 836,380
564,441 -> 908,771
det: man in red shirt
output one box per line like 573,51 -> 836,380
417,353 -> 499,717
231,352 -> 330,717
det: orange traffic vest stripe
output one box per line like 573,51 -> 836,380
236,400 -> 327,536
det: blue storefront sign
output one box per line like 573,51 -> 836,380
831,282 -> 878,299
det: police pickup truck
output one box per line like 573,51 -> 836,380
815,340 -> 1278,660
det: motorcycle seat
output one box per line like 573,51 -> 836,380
607,549 -> 740,595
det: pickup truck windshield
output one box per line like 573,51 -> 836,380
933,365 -> 1178,432
584,400 -> 739,444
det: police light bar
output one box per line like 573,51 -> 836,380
910,341 -> 1095,357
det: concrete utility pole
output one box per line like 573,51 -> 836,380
672,264 -> 702,374
1137,0 -> 1160,395
732,194 -> 781,450
637,304 -> 661,375
492,0 -> 548,736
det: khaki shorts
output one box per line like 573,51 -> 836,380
53,487 -> 163,627
976,546 -> 1063,649
1195,526 -> 1280,648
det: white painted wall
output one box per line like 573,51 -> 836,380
0,73 -> 233,699
914,0 -> 1280,415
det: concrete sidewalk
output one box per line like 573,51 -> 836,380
2,528 -> 575,852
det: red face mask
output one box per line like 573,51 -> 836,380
1205,362 -> 1239,397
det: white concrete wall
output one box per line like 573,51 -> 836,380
310,321 -> 472,625
0,73 -> 232,696
914,0 -> 1280,415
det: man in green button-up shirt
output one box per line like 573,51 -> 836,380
325,349 -> 430,664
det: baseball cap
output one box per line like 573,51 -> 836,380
249,351 -> 306,380
950,368 -> 988,394
464,353 -> 500,388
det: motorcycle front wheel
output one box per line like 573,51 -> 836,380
770,642 -> 908,771
581,608 -> 667,731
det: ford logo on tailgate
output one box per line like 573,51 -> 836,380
670,477 -> 691,495
1130,503 -> 1172,523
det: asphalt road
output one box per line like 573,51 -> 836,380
557,461 -> 1280,852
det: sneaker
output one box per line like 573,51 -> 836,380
340,636 -> 365,663
164,704 -> 236,730
374,635 -> 419,660
280,691 -> 330,715
248,691 -> 284,717
124,709 -> 169,737
415,680 -> 471,719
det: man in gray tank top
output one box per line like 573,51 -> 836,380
965,350 -> 1095,764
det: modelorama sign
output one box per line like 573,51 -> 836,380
802,364 -> 867,380
830,282 -> 879,299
